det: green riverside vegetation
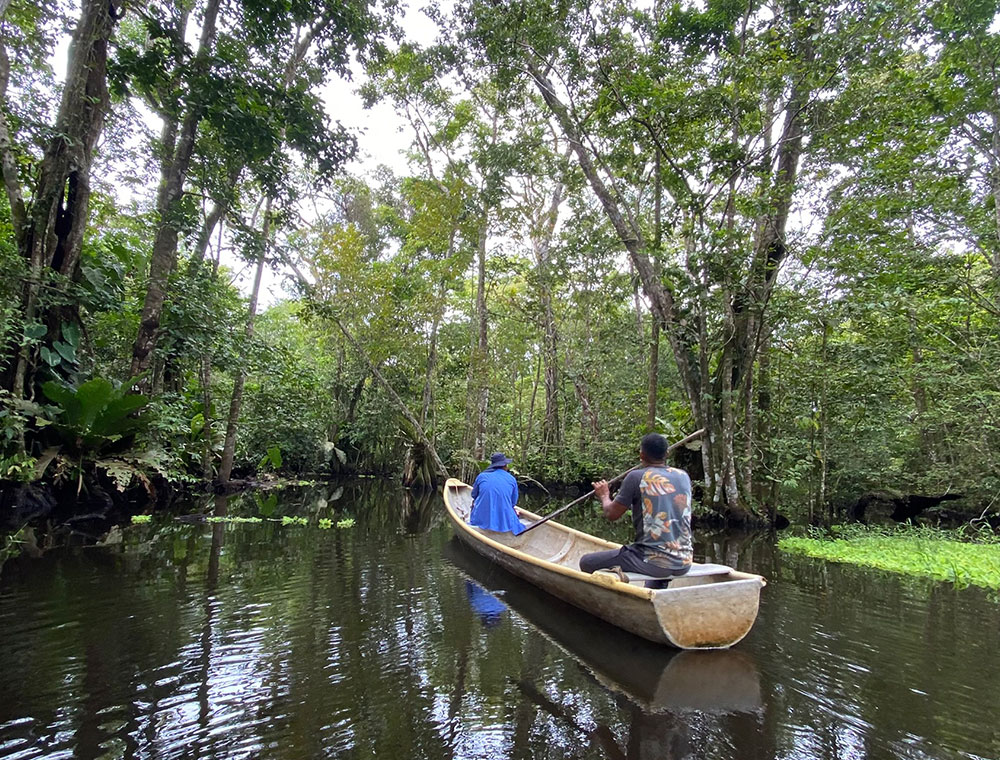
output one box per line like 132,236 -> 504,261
779,527 -> 1000,590
1,0 -> 998,532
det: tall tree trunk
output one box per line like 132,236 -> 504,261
130,0 -> 222,383
753,338 -> 776,518
420,288 -> 444,428
463,216 -> 490,474
404,284 -> 446,488
216,198 -> 271,485
647,148 -> 663,434
199,355 -> 214,481
2,0 -> 118,398
817,316 -> 829,521
646,318 -> 659,432
528,168 -> 566,449
991,108 -> 1000,280
520,354 -> 542,462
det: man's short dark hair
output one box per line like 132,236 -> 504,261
640,433 -> 668,461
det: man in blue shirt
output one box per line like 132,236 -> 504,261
470,452 -> 524,534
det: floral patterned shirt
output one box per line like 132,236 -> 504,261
615,465 -> 693,570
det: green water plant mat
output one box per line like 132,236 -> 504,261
779,526 -> 1000,589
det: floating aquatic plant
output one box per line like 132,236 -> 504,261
130,515 -> 152,524
205,516 -> 263,524
779,525 -> 1000,590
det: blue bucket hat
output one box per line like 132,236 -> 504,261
488,452 -> 513,468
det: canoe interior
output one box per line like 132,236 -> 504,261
445,479 -> 758,591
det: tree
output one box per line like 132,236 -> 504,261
0,0 -> 121,401
457,0 -> 845,519
118,0 -> 377,386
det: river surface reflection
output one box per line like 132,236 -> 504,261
0,483 -> 997,759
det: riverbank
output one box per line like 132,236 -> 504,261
779,525 -> 1000,589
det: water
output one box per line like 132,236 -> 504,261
1,483 -> 998,760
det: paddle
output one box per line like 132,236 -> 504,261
519,428 -> 705,534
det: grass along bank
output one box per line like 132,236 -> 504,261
778,525 -> 1000,589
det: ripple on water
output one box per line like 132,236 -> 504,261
3,515 -> 1000,760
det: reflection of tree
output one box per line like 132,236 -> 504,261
515,678 -> 628,760
194,495 -> 228,752
401,488 -> 437,535
511,636 -> 554,760
697,529 -> 778,577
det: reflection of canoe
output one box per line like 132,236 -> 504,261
444,478 -> 765,649
444,539 -> 762,713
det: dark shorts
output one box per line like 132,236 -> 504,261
579,545 -> 689,588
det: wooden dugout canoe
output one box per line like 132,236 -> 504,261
443,478 -> 766,649
444,539 -> 762,713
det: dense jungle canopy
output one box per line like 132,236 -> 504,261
0,0 -> 998,526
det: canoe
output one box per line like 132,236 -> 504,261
443,478 -> 766,649
444,538 -> 762,713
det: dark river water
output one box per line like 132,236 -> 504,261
1,482 -> 998,760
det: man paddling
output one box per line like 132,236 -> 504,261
470,452 -> 525,534
580,433 -> 693,586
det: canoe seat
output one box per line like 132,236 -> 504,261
685,563 -> 734,577
595,563 -> 734,587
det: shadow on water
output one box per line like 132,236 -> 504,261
443,539 -> 762,716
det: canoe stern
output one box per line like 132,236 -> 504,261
653,579 -> 764,649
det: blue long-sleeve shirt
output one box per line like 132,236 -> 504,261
470,467 -> 523,534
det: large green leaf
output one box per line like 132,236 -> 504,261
53,341 -> 77,364
61,321 -> 81,348
74,379 -> 115,430
93,394 -> 149,437
41,380 -> 149,455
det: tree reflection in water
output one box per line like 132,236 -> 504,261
2,482 -> 998,760
448,539 -> 763,759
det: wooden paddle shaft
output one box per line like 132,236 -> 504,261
519,428 -> 705,534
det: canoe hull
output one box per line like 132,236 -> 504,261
444,478 -> 765,649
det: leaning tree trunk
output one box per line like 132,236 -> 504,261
403,283 -> 445,488
646,318 -> 659,432
990,104 -> 1000,280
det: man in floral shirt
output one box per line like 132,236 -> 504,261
580,433 -> 693,585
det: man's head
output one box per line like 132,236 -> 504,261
639,433 -> 668,463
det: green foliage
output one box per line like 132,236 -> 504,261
259,444 -> 283,472
0,452 -> 37,482
41,379 -> 148,455
2,0 -> 1000,535
779,525 -> 1000,589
